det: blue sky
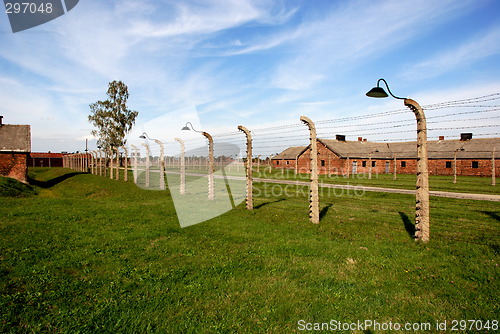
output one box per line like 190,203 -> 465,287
1,0 -> 500,154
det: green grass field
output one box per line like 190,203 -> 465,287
1,168 -> 499,333
163,164 -> 500,195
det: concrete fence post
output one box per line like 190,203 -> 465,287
141,142 -> 150,188
109,149 -> 114,180
238,125 -> 253,210
368,152 -> 372,180
122,146 -> 129,182
393,154 -> 397,180
98,150 -> 103,176
130,144 -> 138,183
90,151 -> 96,174
300,116 -> 319,224
174,137 -> 186,195
405,99 -> 430,243
346,156 -> 350,178
115,148 -> 120,180
268,154 -> 274,173
492,148 -> 496,186
203,132 -> 215,201
453,149 -> 458,184
154,139 -> 165,190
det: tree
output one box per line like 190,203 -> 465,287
88,80 -> 138,152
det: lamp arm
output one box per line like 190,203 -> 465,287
377,78 -> 405,100
185,122 -> 203,133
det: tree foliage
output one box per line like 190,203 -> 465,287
88,80 -> 138,152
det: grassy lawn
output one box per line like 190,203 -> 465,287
162,164 -> 500,195
1,168 -> 499,333
251,167 -> 500,195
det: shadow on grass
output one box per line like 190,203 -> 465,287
28,172 -> 82,189
320,203 -> 333,221
254,198 -> 285,209
399,212 -> 416,239
480,211 -> 500,222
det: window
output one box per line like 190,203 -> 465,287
445,161 -> 452,168
321,160 -> 325,167
286,160 -> 290,165
276,161 -> 279,165
401,161 -> 406,168
472,161 -> 479,168
362,161 -> 367,167
372,161 -> 376,167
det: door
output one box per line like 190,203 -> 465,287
352,161 -> 357,174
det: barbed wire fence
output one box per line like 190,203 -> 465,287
63,93 -> 500,243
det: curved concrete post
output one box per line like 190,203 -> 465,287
300,116 -> 319,224
174,137 -> 186,195
154,139 -> 165,190
98,150 -> 103,176
368,152 -> 372,180
393,154 -> 397,181
141,142 -> 151,187
453,149 -> 458,184
203,132 -> 215,201
90,151 -> 97,174
492,148 -> 496,186
405,98 -> 430,242
130,144 -> 139,183
238,125 -> 253,210
122,146 -> 129,182
109,149 -> 114,179
114,147 -> 120,180
268,154 -> 274,173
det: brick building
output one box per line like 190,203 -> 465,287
29,152 -> 65,167
0,117 -> 31,183
272,146 -> 307,172
272,134 -> 500,177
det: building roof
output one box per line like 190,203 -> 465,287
318,137 -> 500,160
272,146 -> 307,160
0,124 -> 31,152
30,152 -> 65,158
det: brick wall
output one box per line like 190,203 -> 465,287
28,156 -> 63,167
0,153 -> 29,183
272,158 -> 298,169
273,140 -> 500,177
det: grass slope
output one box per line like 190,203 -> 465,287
0,177 -> 36,198
0,168 -> 499,333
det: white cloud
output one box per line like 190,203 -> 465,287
270,0 -> 476,90
128,0 -> 265,38
401,26 -> 500,80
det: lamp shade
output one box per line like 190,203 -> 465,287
181,126 -> 190,131
366,87 -> 388,98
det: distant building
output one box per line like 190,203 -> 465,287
0,116 -> 31,183
272,134 -> 500,177
29,152 -> 66,167
272,146 -> 307,172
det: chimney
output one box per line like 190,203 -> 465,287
336,134 -> 346,141
0,116 -> 3,126
439,136 -> 445,141
460,133 -> 472,141
358,137 -> 363,141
